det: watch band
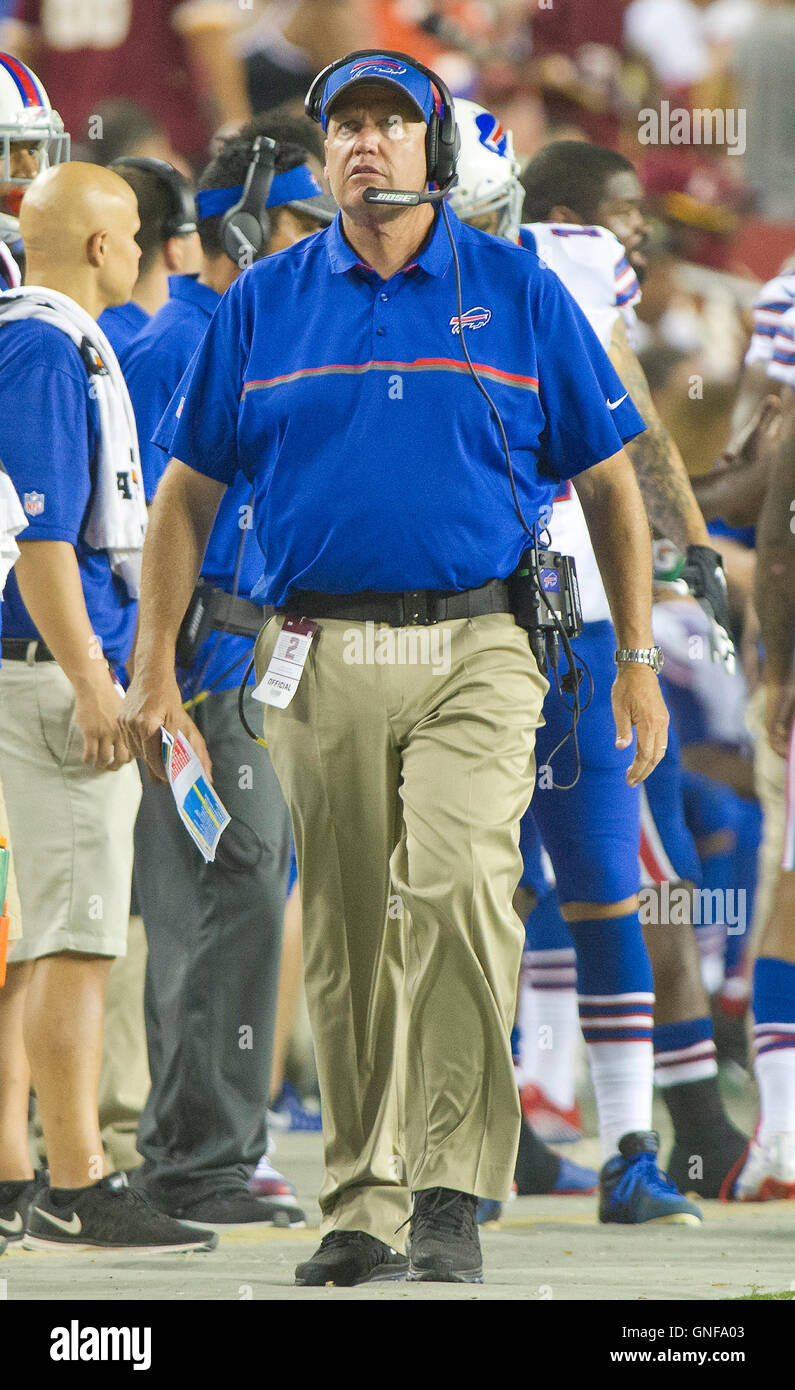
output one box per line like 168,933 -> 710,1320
614,646 -> 664,673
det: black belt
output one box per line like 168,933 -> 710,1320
276,577 -> 511,627
201,584 -> 266,638
1,638 -> 55,662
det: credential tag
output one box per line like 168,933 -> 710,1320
252,615 -> 319,708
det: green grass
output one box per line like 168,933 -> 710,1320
728,1287 -> 794,1300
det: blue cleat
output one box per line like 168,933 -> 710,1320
268,1081 -> 322,1133
599,1131 -> 703,1225
553,1156 -> 598,1194
476,1197 -> 504,1225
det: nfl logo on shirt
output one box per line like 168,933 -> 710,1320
23,491 -> 45,516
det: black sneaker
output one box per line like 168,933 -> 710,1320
407,1187 -> 483,1283
170,1188 -> 306,1230
295,1231 -> 409,1287
0,1175 -> 40,1244
24,1172 -> 218,1253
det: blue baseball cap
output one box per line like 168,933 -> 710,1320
320,55 -> 435,131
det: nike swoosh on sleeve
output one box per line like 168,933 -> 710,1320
607,393 -> 628,410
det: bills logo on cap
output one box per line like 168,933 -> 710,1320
350,59 -> 408,79
450,307 -> 492,334
475,112 -> 507,157
23,490 -> 45,516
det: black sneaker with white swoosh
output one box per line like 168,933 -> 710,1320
0,1175 -> 40,1244
24,1172 -> 219,1253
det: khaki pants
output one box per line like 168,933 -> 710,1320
255,613 -> 547,1248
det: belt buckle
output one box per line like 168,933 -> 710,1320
403,590 -> 434,626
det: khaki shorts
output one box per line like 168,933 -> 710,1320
0,660 -> 141,962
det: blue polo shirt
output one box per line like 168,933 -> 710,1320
156,208 -> 645,607
0,319 -> 138,669
122,274 -> 262,697
99,300 -> 150,358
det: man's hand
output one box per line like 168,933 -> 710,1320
72,670 -> 132,771
765,677 -> 795,760
119,670 -> 212,785
612,664 -> 670,786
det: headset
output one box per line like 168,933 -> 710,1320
305,49 -> 460,205
109,156 -> 197,238
219,135 -> 278,264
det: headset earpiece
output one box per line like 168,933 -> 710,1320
220,136 -> 277,265
109,156 -> 197,239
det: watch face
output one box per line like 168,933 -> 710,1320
652,648 -> 664,673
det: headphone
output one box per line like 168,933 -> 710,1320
109,157 -> 197,239
219,136 -> 278,264
305,49 -> 460,199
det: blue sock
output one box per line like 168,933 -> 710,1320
653,1016 -> 717,1087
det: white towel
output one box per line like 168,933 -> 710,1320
0,285 -> 147,597
0,463 -> 27,592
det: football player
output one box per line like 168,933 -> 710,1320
0,51 -> 69,289
450,100 -> 746,1215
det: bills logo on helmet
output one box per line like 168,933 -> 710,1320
350,59 -> 407,79
474,112 -> 507,157
23,491 -> 44,516
450,307 -> 492,334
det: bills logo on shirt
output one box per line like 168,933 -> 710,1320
350,60 -> 407,78
23,491 -> 44,516
475,112 -> 507,157
450,307 -> 492,334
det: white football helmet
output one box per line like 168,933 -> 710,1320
448,98 -> 523,243
0,52 -> 70,188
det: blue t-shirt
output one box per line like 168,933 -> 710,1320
156,207 -> 645,608
99,300 -> 150,358
121,274 -> 262,697
0,320 -> 138,669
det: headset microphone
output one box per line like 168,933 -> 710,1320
362,184 -> 453,207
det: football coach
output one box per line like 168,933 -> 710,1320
121,51 -> 670,1287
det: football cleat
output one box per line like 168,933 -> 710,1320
731,1133 -> 795,1202
520,1082 -> 584,1143
599,1131 -> 702,1225
247,1153 -> 298,1200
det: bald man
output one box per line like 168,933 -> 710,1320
0,163 -> 217,1255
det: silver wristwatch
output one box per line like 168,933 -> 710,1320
614,646 -> 664,674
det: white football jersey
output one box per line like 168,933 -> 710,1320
520,222 -> 643,624
766,301 -> 795,389
520,222 -> 642,351
744,271 -> 795,367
